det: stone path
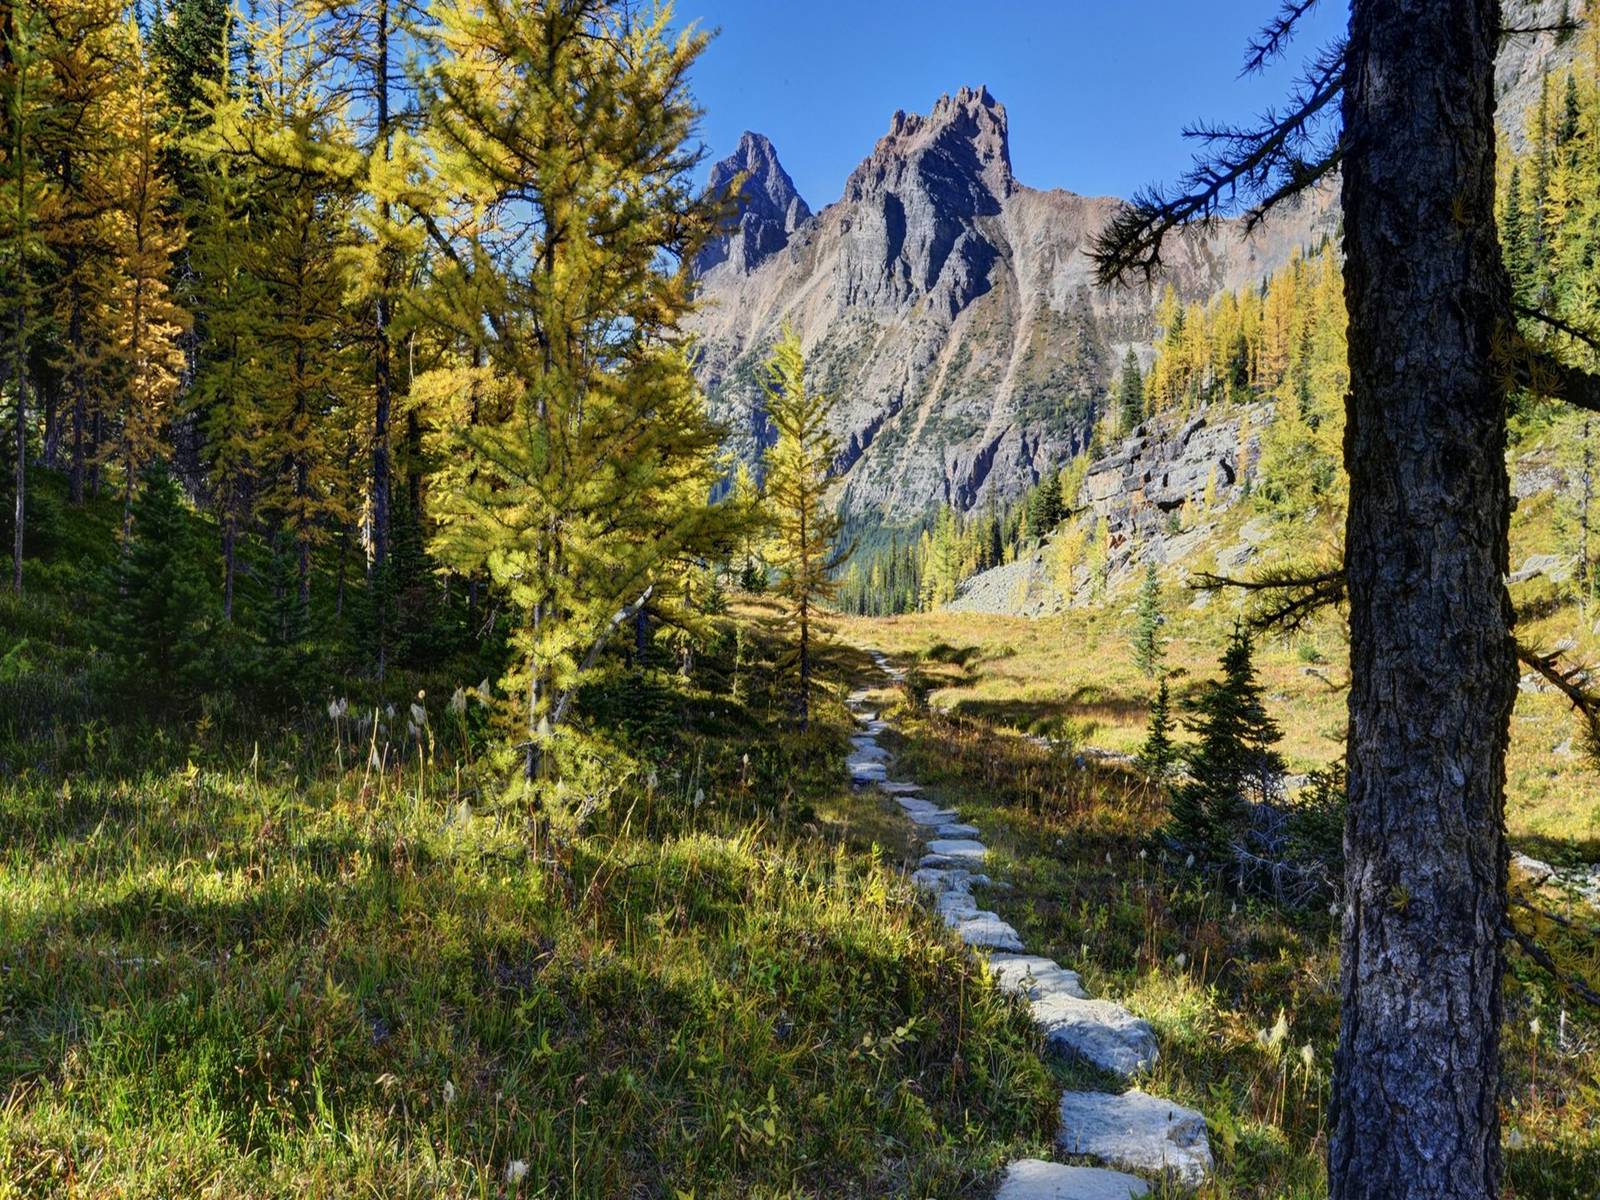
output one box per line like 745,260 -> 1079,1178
847,653 -> 1213,1198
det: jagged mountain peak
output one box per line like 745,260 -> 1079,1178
694,131 -> 812,277
847,83 -> 1013,209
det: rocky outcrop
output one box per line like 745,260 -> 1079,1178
1082,410 -> 1263,546
1498,1 -> 1583,153
694,132 -> 812,277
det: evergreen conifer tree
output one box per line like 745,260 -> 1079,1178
1116,347 -> 1145,435
104,464 -> 216,697
1138,676 -> 1178,780
1168,623 -> 1284,861
1131,560 -> 1164,677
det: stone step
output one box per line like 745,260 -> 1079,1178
849,740 -> 889,761
952,911 -> 1025,951
924,838 -> 987,860
878,780 -> 922,796
1055,1090 -> 1212,1188
997,1159 -> 1149,1200
905,808 -> 962,826
849,761 -> 888,783
911,865 -> 992,892
988,954 -> 1158,1078
935,822 -> 980,837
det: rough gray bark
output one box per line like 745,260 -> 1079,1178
1332,2 -> 1515,1196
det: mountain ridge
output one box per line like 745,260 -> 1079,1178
688,1 -> 1576,530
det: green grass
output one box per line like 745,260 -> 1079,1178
0,474 -> 1062,1198
0,651 -> 1063,1198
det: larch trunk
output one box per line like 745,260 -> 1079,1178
1332,2 -> 1516,1197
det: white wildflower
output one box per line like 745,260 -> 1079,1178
1185,853 -> 1195,869
1529,1016 -> 1541,1038
694,787 -> 704,808
1506,1128 -> 1526,1150
1258,1009 -> 1290,1050
1175,952 -> 1188,969
442,1080 -> 456,1105
476,678 -> 491,704
447,687 -> 467,716
504,1159 -> 529,1184
410,702 -> 426,728
1138,849 -> 1147,860
1299,1043 -> 1315,1072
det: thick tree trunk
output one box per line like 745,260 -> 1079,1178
1332,3 -> 1516,1198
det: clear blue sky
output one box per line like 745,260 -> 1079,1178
674,0 -> 1350,207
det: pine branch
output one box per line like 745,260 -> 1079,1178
1506,332 -> 1600,413
1091,39 -> 1346,285
1242,0 -> 1324,75
1190,564 -> 1346,633
1515,303 -> 1600,358
1513,637 -> 1600,762
1504,921 -> 1600,1011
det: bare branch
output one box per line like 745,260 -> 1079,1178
1092,40 -> 1347,285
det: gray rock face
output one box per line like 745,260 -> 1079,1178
1083,412 -> 1258,539
694,132 -> 811,277
996,1160 -> 1149,1200
989,954 -> 1159,1078
1056,1090 -> 1213,1188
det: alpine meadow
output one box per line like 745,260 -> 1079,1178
4,2 -> 1600,1198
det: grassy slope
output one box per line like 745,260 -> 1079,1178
834,460 -> 1600,1197
0,476 -> 1058,1198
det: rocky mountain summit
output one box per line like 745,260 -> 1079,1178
689,87 -> 1334,522
693,131 -> 812,276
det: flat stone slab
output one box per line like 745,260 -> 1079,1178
989,955 -> 1158,1078
849,761 -> 887,782
897,796 -> 943,815
918,853 -> 968,870
997,1159 -> 1149,1200
846,689 -> 873,704
905,808 -> 962,826
936,822 -> 981,837
911,866 -> 991,892
849,740 -> 889,761
879,781 -> 922,795
925,838 -> 987,860
953,911 -> 1024,951
1056,1090 -> 1212,1187
937,887 -> 981,921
